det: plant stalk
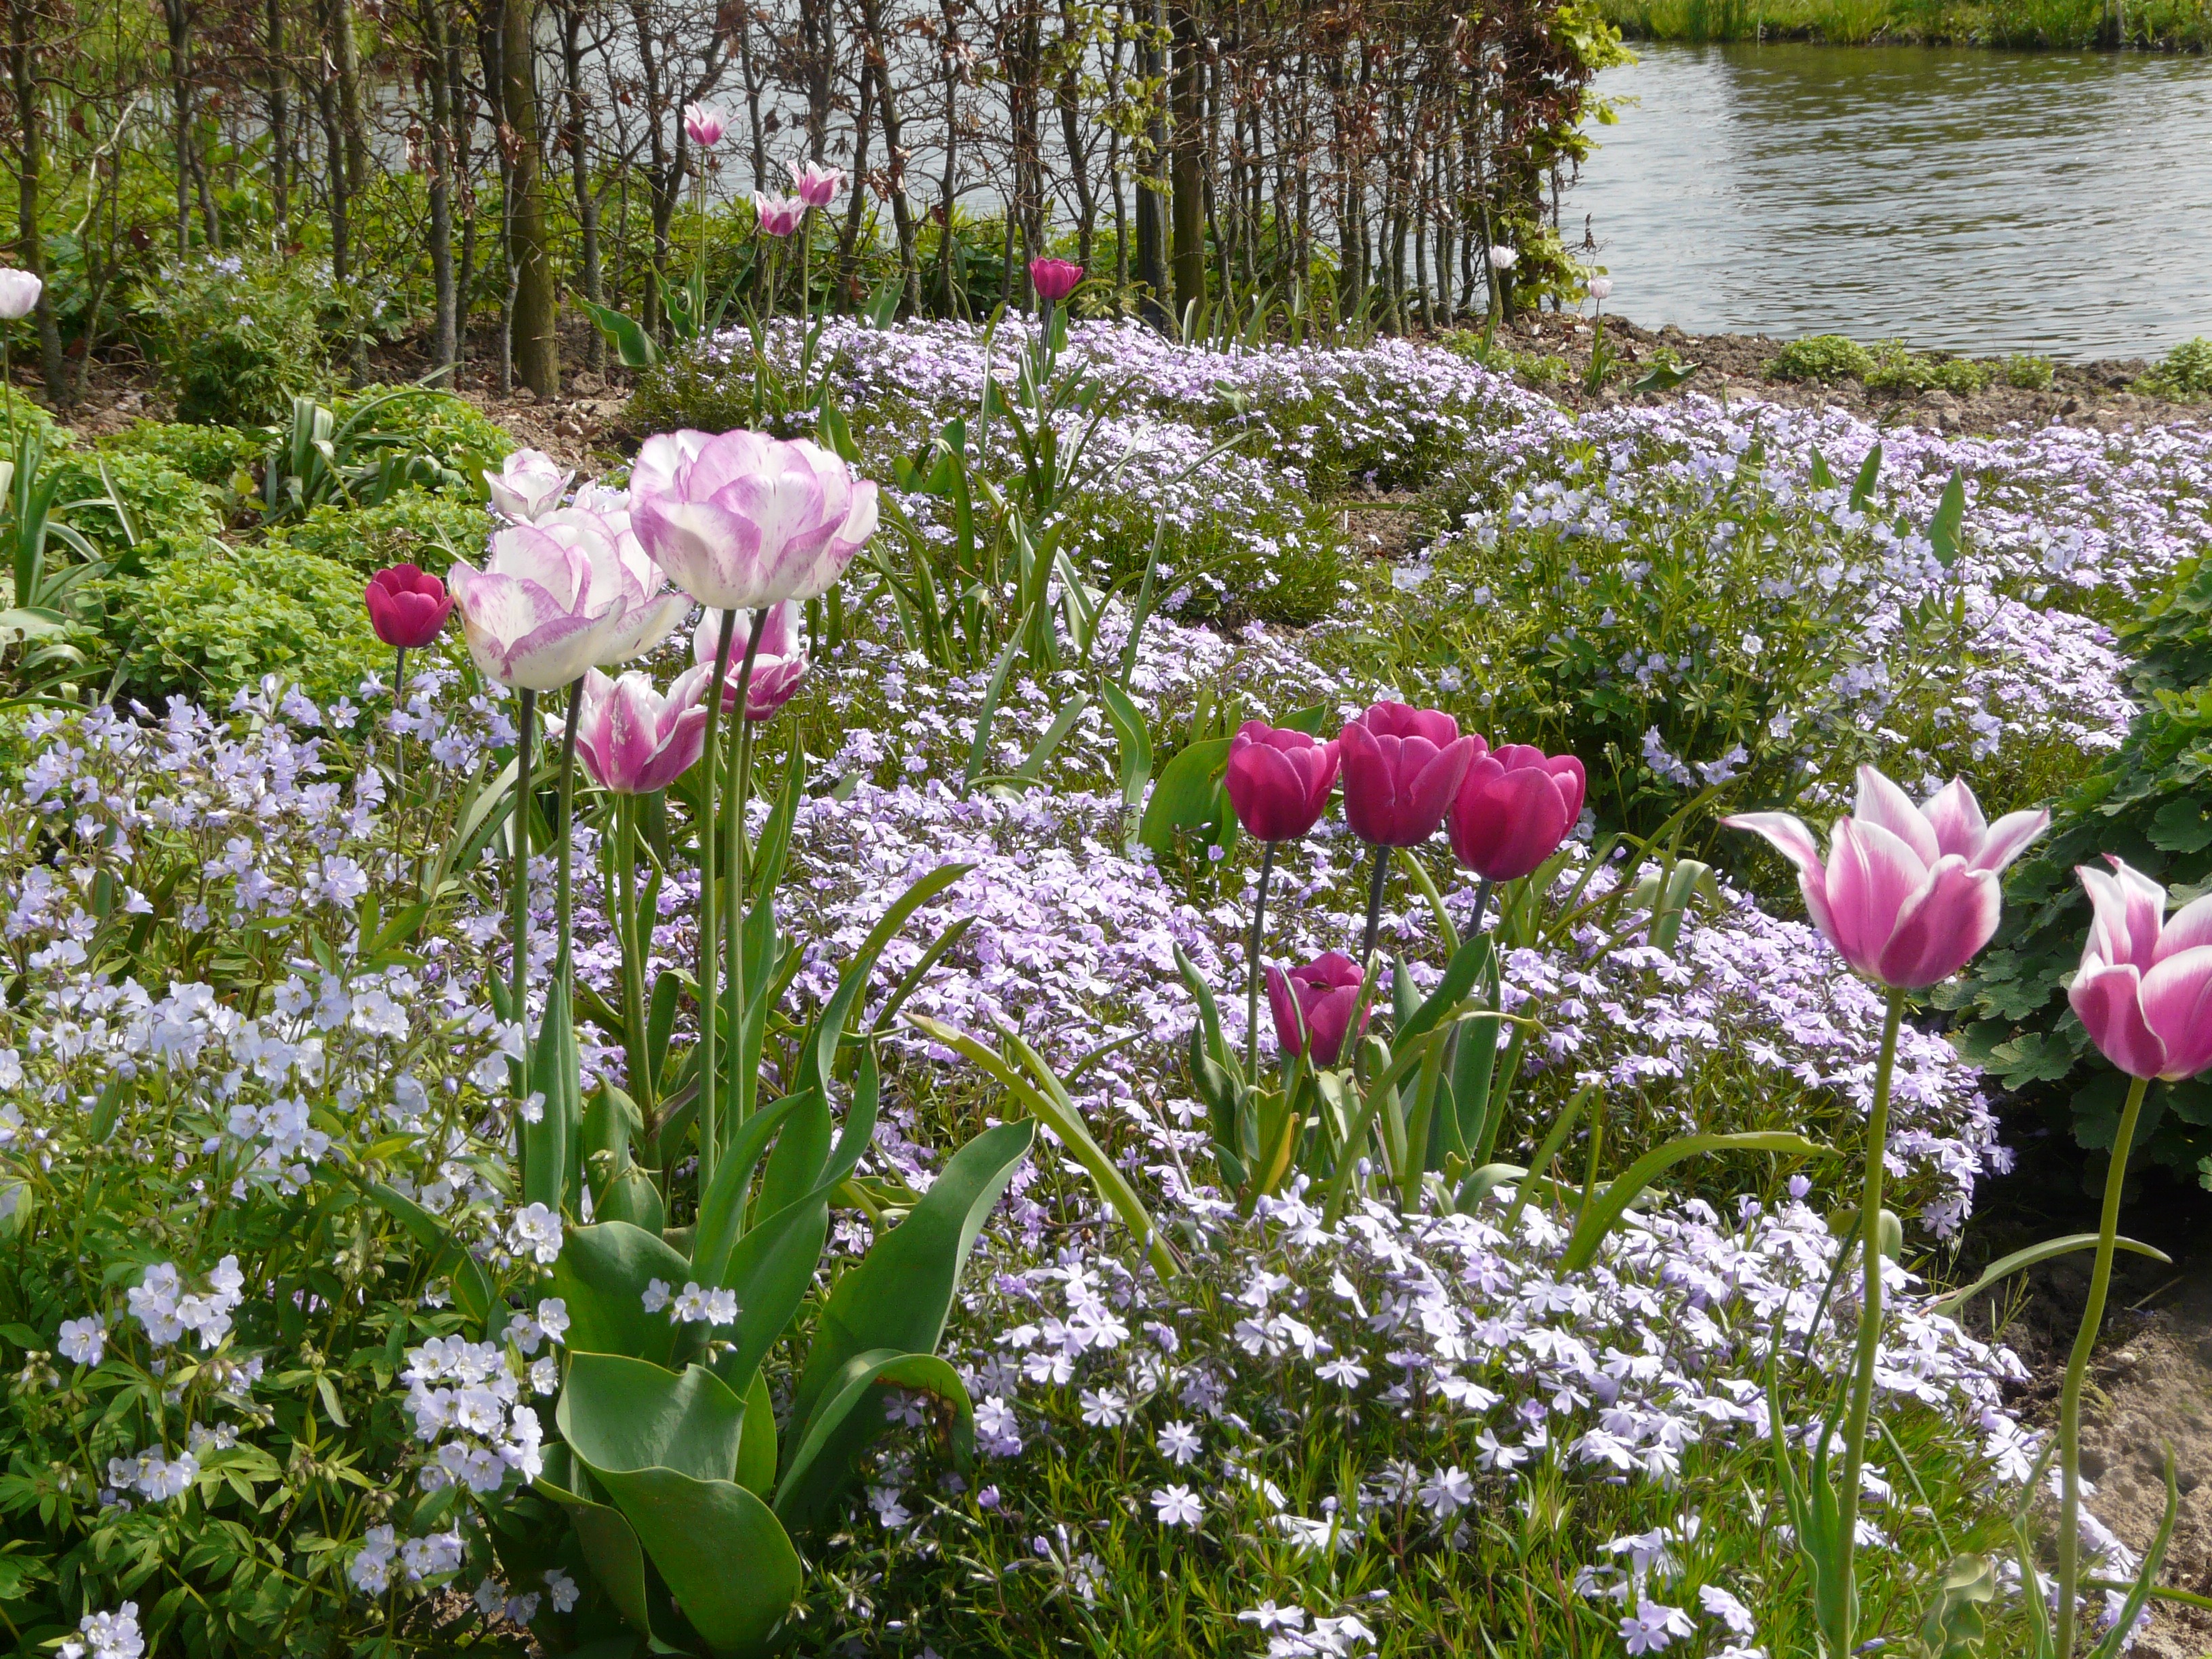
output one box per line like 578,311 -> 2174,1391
722,607 -> 769,1125
696,609 -> 739,1186
554,674 -> 585,972
509,687 -> 537,1157
2055,1069 -> 2153,1656
1358,842 -> 1390,975
1244,840 -> 1277,1081
614,793 -> 655,1155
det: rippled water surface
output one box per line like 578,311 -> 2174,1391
1570,42 -> 2212,359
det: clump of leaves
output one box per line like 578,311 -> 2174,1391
2004,354 -> 2056,392
1767,334 -> 1876,384
2130,337 -> 2212,401
1862,342 -> 1992,398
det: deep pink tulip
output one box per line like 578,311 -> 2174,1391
1448,743 -> 1587,882
1029,258 -> 1084,304
568,665 -> 714,795
364,565 -> 453,651
1225,720 -> 1338,842
789,160 -> 844,209
683,103 -> 725,149
1724,766 -> 2048,989
1338,702 -> 1481,848
694,600 -> 808,720
2069,857 -> 2212,1081
1267,952 -> 1368,1067
752,193 -> 805,238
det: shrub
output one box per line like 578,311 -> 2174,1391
1945,551 -> 2212,1181
138,252 -> 333,427
265,488 -> 488,573
2131,335 -> 2212,401
2004,353 -> 2056,391
1862,341 -> 1992,397
98,538 -> 386,708
333,386 -> 514,487
1766,333 -> 1875,383
44,449 -> 224,559
101,419 -> 267,486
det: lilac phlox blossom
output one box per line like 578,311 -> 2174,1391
1620,1600 -> 1696,1655
58,1602 -> 144,1659
127,1256 -> 245,1349
1699,1583 -> 1757,1637
1151,1483 -> 1203,1527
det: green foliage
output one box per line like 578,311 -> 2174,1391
98,538 -> 384,708
45,450 -> 222,558
1768,333 -> 1877,384
332,386 -> 513,486
1945,552 -> 2212,1174
1066,488 -> 1345,628
264,488 -> 487,573
100,419 -> 268,486
138,252 -> 333,426
1864,342 -> 1993,397
2004,354 -> 2056,391
2131,337 -> 2212,402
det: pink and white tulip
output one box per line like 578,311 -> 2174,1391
789,160 -> 844,209
752,193 -> 806,238
1723,766 -> 2048,989
683,103 -> 726,149
485,448 -> 573,523
630,428 -> 877,614
449,504 -> 684,690
694,600 -> 809,720
2070,857 -> 2212,1081
567,665 -> 715,794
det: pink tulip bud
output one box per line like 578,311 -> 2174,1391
1029,258 -> 1084,304
1225,720 -> 1338,843
1587,276 -> 1613,304
684,103 -> 726,149
566,665 -> 715,794
364,564 -> 454,651
1267,952 -> 1368,1067
1448,743 -> 1586,882
1338,702 -> 1481,848
1724,766 -> 2048,990
2068,857 -> 2212,1081
789,159 -> 845,209
752,193 -> 806,237
694,600 -> 809,720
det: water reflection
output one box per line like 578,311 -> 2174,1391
1570,42 -> 2212,358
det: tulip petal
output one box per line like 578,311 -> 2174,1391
1877,857 -> 1998,987
1854,766 -> 1942,868
2139,945 -> 2212,1079
2080,859 -> 2166,972
1919,777 -> 1988,861
1720,811 -> 1824,878
2153,890 -> 2212,965
1824,818 -> 1930,981
1971,808 -> 2051,876
2069,961 -> 2167,1080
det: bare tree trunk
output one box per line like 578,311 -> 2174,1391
266,0 -> 289,239
426,0 -> 459,371
858,0 -> 922,313
503,0 -> 559,394
7,0 -> 63,403
1168,0 -> 1203,321
560,0 -> 603,371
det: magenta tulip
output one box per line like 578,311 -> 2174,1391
1338,702 -> 1481,848
630,428 -> 878,613
789,160 -> 844,209
1029,258 -> 1084,304
364,564 -> 453,651
566,665 -> 714,795
1225,721 -> 1338,842
752,193 -> 805,238
694,600 -> 808,720
1724,766 -> 2048,989
1267,953 -> 1368,1067
2069,857 -> 2212,1080
1448,743 -> 1587,882
683,103 -> 726,149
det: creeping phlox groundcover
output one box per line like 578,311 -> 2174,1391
2,313 -> 2207,1659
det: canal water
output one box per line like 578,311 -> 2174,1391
1569,42 -> 2212,358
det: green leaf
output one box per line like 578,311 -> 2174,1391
1098,681 -> 1153,810
1137,735 -> 1235,856
773,1350 -> 973,1529
1929,1233 -> 2169,1315
960,635 -> 1023,797
691,1092 -> 806,1287
523,977 -> 583,1211
737,1369 -> 777,1496
1928,468 -> 1967,567
558,1355 -> 801,1657
783,1120 -> 1036,1511
368,1183 -> 497,1333
1560,1132 -> 1834,1271
1851,442 -> 1883,513
579,299 -> 661,369
550,1222 -> 696,1367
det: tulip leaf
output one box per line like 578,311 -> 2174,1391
960,635 -> 1024,798
550,1221 -> 697,1367
774,1349 -> 974,1531
1137,735 -> 1235,856
737,1367 -> 778,1496
1928,467 -> 1967,567
804,863 -> 971,1105
691,1092 -> 806,1287
520,975 -> 585,1211
1928,1233 -> 2170,1315
577,298 -> 661,370
1559,1131 -> 1834,1271
783,1118 -> 1037,1492
558,1355 -> 800,1657
755,1090 -> 833,1223
716,1191 -> 832,1385
537,1448 -> 664,1647
1097,681 -> 1153,811
870,917 -> 975,1036
1850,441 -> 1884,512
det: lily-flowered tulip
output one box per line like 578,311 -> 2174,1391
1723,766 -> 2048,989
1487,245 -> 1518,272
629,428 -> 878,613
0,268 -> 41,321
567,665 -> 715,794
363,564 -> 453,650
1267,953 -> 1367,1067
2069,857 -> 2212,1080
1448,743 -> 1586,882
449,505 -> 684,691
694,601 -> 808,720
789,160 -> 844,208
1338,702 -> 1480,848
485,449 -> 573,523
752,193 -> 805,237
683,103 -> 725,148
1029,258 -> 1084,304
1225,720 -> 1338,842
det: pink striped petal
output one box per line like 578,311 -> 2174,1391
1853,766 -> 1942,868
1825,817 -> 1929,981
2139,945 -> 2212,1079
1971,807 -> 2050,874
1877,857 -> 1999,987
1920,777 -> 1988,861
2069,961 -> 2167,1080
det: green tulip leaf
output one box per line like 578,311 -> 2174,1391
1136,735 -> 1234,855
523,975 -> 584,1210
1560,1131 -> 1834,1271
774,1349 -> 974,1531
537,1449 -> 663,1647
756,1090 -> 833,1221
691,1092 -> 807,1287
551,1222 -> 697,1368
737,1368 -> 777,1497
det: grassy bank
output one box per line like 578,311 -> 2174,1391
1598,0 -> 2212,49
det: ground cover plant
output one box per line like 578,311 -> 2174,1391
0,281 -> 2208,1659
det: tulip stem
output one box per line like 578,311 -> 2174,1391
555,674 -> 585,977
2056,1069 -> 2152,1657
1244,840 -> 1277,1082
1358,844 -> 1391,983
723,608 -> 769,1126
696,609 -> 739,1187
615,792 -> 656,1165
390,645 -> 409,830
509,687 -> 536,1158
1834,984 -> 1905,1657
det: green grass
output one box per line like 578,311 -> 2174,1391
1599,0 -> 2211,47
